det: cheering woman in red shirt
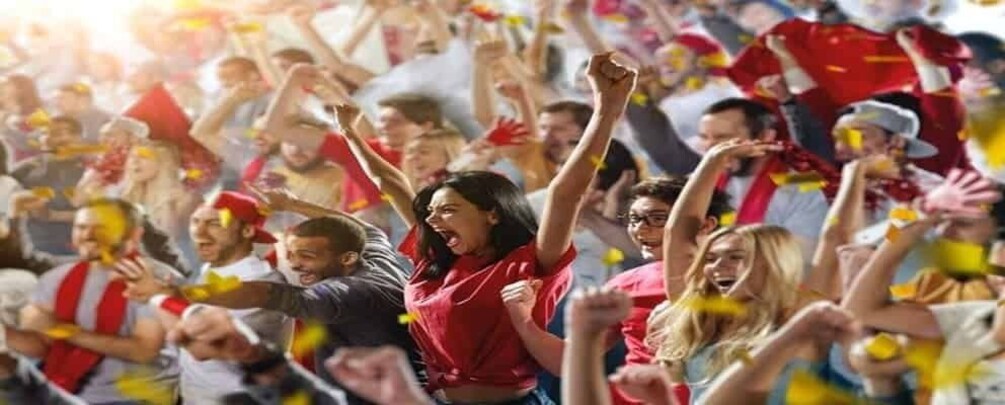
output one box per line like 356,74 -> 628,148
333,53 -> 637,404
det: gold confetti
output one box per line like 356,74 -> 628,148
133,146 -> 155,159
291,322 -> 327,357
680,296 -> 747,317
825,65 -> 847,73
184,169 -> 203,180
863,55 -> 911,63
256,205 -> 272,218
797,182 -> 826,193
181,285 -> 211,301
100,249 -> 116,266
177,18 -> 212,31
957,129 -> 968,141
630,92 -> 649,106
92,203 -> 128,246
283,391 -> 311,405
864,333 -> 901,361
205,270 -> 242,295
348,199 -> 369,212
590,155 -> 606,170
542,22 -> 565,34
738,34 -> 754,44
834,127 -> 863,150
25,109 -> 51,129
769,171 -> 827,192
44,324 -> 80,340
31,187 -> 55,199
785,368 -> 857,404
503,15 -> 526,27
928,239 -> 987,275
889,206 -> 918,222
826,216 -> 839,226
719,211 -> 737,226
602,13 -> 629,23
685,76 -> 704,90
697,52 -> 729,69
174,0 -> 201,9
54,144 -> 108,159
219,208 -> 233,228
398,312 -> 420,324
231,21 -> 264,34
602,248 -> 624,266
115,370 -> 173,405
380,193 -> 393,202
885,224 -> 900,242
889,283 -> 917,299
737,349 -> 754,365
244,128 -> 260,139
62,187 -> 76,201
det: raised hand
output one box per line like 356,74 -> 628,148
484,117 -> 529,146
586,53 -> 638,115
325,346 -> 429,405
286,4 -> 316,27
609,364 -> 677,405
246,183 -> 298,213
226,81 -> 269,104
333,104 -> 362,133
114,257 -> 173,303
846,334 -> 911,379
921,169 -> 1002,218
756,75 -> 792,102
706,139 -> 784,162
474,40 -> 509,64
494,80 -> 525,101
567,288 -> 632,336
501,279 -> 542,325
167,307 -> 260,362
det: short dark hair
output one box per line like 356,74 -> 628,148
378,93 -> 444,128
272,48 -> 315,65
218,56 -> 260,75
290,217 -> 367,256
81,198 -> 144,233
596,139 -> 639,191
629,176 -> 732,220
50,115 -> 83,135
541,101 -> 594,131
704,98 -> 777,138
958,32 -> 1004,66
413,171 -> 538,279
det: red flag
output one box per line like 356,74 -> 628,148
123,84 -> 220,189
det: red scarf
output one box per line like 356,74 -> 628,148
241,156 -> 269,191
43,262 -> 128,393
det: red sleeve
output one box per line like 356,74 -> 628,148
397,226 -> 420,264
318,133 -> 383,209
912,88 -> 966,175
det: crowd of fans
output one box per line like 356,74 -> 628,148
0,0 -> 1003,403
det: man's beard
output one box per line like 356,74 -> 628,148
283,157 -> 324,173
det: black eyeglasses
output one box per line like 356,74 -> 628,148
620,211 -> 670,227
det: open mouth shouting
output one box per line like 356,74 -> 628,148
711,276 -> 738,294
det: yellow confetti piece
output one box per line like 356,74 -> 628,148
602,13 -> 629,23
291,322 -> 327,357
257,205 -> 272,218
100,249 -> 116,266
684,76 -> 704,90
602,248 -> 624,266
957,129 -> 968,141
736,349 -> 754,365
25,109 -> 51,129
863,55 -> 911,63
542,22 -> 565,34
115,370 -> 173,405
885,224 -> 900,242
630,92 -> 649,106
797,181 -> 826,193
864,333 -> 901,361
244,128 -> 260,139
31,186 -> 55,199
283,391 -> 311,405
889,282 -> 917,299
968,111 -> 1005,169
219,208 -> 233,228
785,369 -> 857,404
825,65 -> 847,73
44,324 -> 80,340
889,206 -> 918,222
178,18 -> 212,31
231,21 -> 264,34
184,169 -> 203,180
503,15 -> 526,27
205,270 -> 242,295
769,171 -> 826,193
133,146 -> 155,159
927,239 -> 988,276
62,187 -> 76,201
180,285 -> 211,301
697,52 -> 729,69
826,216 -> 839,226
738,34 -> 754,44
590,155 -> 606,170
834,127 -> 863,150
54,144 -> 108,159
380,193 -> 393,202
26,139 -> 41,149
174,0 -> 201,9
719,211 -> 737,226
348,199 -> 369,212
680,296 -> 747,317
398,312 -> 420,324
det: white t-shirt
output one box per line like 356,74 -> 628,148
931,301 -> 1005,403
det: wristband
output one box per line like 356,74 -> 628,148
150,294 -> 191,317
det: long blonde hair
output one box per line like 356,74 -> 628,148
120,141 -> 195,234
403,129 -> 466,188
647,225 -> 803,380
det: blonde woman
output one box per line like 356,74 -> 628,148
401,128 -> 466,189
120,141 -> 201,239
647,139 -> 833,403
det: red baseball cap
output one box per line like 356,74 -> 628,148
211,192 -> 277,244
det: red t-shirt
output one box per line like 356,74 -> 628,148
603,261 -> 666,366
400,228 -> 575,391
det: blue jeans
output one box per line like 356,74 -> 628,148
433,386 -> 554,405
